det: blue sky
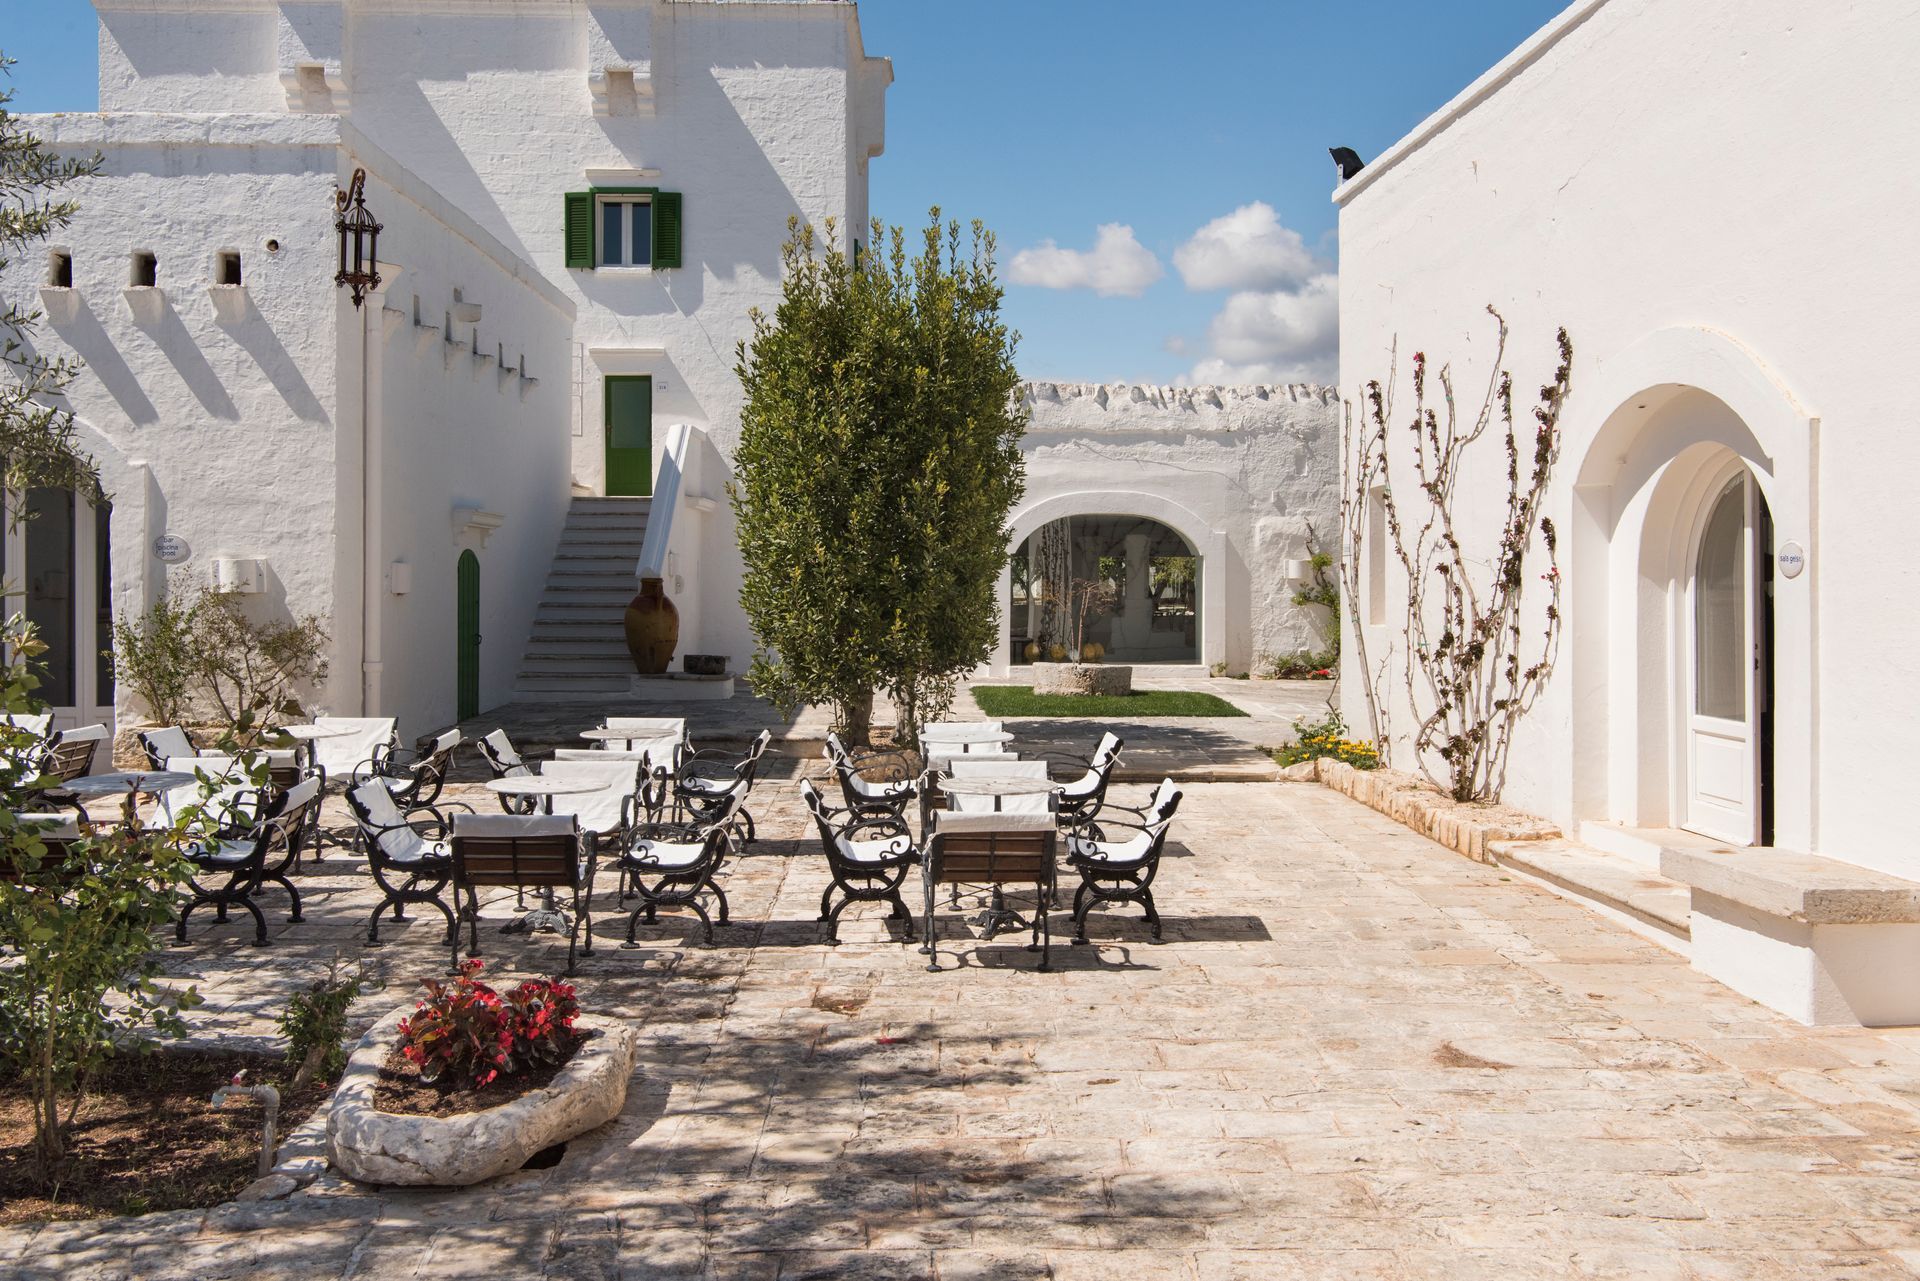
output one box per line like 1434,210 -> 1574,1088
4,0 -> 1568,385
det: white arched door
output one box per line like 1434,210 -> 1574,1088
1684,470 -> 1767,844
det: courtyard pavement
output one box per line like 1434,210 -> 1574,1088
462,674 -> 1329,782
7,777 -> 1920,1279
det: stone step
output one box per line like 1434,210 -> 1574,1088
513,673 -> 632,694
1489,837 -> 1692,950
539,592 -> 637,609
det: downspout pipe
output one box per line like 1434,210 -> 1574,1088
360,275 -> 387,716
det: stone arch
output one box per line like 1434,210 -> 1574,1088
1564,326 -> 1815,848
993,490 -> 1228,674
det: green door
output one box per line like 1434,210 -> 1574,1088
605,375 -> 652,497
456,550 -> 480,721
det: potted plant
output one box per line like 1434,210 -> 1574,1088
326,961 -> 638,1186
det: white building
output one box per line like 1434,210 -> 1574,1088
1336,0 -> 1920,1023
5,0 -> 889,737
996,381 -> 1340,678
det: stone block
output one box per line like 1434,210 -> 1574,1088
1031,662 -> 1133,697
327,1008 -> 639,1186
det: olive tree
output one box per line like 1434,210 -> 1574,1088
733,211 -> 1027,743
1,55 -> 105,500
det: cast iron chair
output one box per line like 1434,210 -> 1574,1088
799,778 -> 917,943
1046,732 -> 1125,827
356,727 -> 463,809
824,732 -> 918,821
474,728 -> 540,815
921,808 -> 1059,972
616,791 -> 741,946
1062,778 -> 1183,944
674,728 -> 772,843
346,777 -> 466,949
173,777 -> 320,946
449,812 -> 595,975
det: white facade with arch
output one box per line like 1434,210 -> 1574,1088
1336,0 -> 1920,1022
3,0 -> 886,741
999,381 -> 1341,678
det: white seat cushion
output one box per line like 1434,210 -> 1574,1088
847,774 -> 912,800
834,833 -> 911,865
626,839 -> 707,870
1068,830 -> 1154,863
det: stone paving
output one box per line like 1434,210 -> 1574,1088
462,674 -> 1327,782
7,777 -> 1920,1279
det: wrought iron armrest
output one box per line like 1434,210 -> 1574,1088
404,800 -> 473,840
840,814 -> 912,841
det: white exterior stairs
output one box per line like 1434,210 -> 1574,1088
515,496 -> 648,697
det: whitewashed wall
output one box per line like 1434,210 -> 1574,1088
999,381 -> 1341,676
90,0 -> 888,686
338,0 -> 885,671
348,146 -> 575,741
2,112 -> 344,727
1335,0 -> 1920,875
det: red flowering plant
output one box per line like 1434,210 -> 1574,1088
396,960 -> 581,1090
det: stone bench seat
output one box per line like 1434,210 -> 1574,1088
1654,844 -> 1920,1026
1660,846 -> 1920,925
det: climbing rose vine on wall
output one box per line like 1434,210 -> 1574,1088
1344,307 -> 1573,803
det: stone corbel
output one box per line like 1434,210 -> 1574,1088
281,61 -> 346,113
589,64 -> 654,117
452,507 -> 505,551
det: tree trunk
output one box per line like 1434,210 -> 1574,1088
838,690 -> 875,747
290,1043 -> 327,1095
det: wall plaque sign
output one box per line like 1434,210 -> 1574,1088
152,534 -> 190,564
1778,542 -> 1805,579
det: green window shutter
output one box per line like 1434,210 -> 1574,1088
651,191 -> 683,269
564,191 -> 594,269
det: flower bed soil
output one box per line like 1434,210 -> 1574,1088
0,1050 -> 331,1225
371,1032 -> 588,1120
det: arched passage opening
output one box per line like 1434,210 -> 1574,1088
994,490 -> 1226,674
1009,514 -> 1200,665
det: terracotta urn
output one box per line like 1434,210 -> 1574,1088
623,577 -> 679,675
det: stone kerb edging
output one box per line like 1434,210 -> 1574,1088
327,1008 -> 639,1187
1280,758 -> 1559,861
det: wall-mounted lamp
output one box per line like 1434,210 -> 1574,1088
334,168 -> 382,308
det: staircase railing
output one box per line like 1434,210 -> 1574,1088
635,423 -> 724,652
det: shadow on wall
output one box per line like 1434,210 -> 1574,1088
215,291 -> 330,424
41,297 -> 160,425
150,299 -> 239,421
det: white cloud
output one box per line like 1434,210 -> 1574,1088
1008,223 -> 1163,298
1183,272 -> 1339,385
1173,202 -> 1322,293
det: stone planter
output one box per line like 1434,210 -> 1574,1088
1031,661 -> 1133,697
326,1008 -> 639,1187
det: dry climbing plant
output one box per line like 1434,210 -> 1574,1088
1347,308 -> 1573,802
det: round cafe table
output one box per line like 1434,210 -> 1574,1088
484,774 -> 602,815
275,723 -> 358,741
61,770 -> 200,826
934,773 -> 1058,812
921,727 -> 1015,747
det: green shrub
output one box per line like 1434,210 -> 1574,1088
1273,708 -> 1381,770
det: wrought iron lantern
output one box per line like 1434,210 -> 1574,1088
334,168 -> 382,308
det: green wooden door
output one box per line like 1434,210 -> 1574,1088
605,376 -> 652,497
456,550 -> 480,721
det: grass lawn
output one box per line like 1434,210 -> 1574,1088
972,685 -> 1248,718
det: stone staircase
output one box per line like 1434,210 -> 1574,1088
514,496 -> 648,698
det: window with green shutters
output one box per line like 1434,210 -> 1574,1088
563,188 -> 683,270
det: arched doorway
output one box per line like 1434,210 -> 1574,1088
1008,514 -> 1200,665
1563,327 -> 1812,851
1683,464 -> 1773,845
456,550 -> 480,721
2,488 -> 114,730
